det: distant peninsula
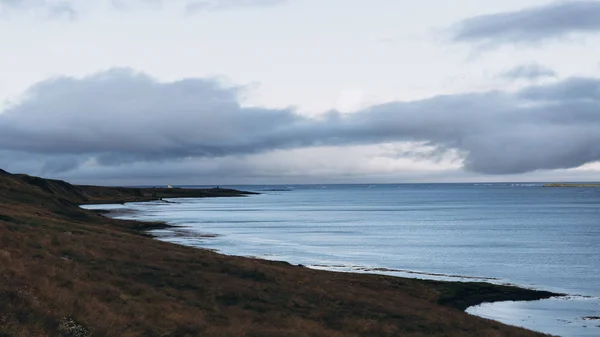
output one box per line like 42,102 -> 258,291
543,183 -> 600,188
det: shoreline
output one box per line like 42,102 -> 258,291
90,200 -> 563,313
0,170 -> 564,336
98,203 -> 568,310
543,183 -> 600,188
76,186 -> 257,206
467,296 -> 600,337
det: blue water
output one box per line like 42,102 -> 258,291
83,183 -> 600,336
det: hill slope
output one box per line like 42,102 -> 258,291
0,170 -> 557,336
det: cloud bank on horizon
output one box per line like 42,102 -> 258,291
0,68 -> 599,178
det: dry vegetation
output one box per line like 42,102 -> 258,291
0,169 -> 558,336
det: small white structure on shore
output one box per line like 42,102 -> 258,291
167,184 -> 173,189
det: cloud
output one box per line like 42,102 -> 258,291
110,0 -> 163,11
451,1 -> 600,46
0,68 -> 599,179
48,2 -> 75,20
499,63 -> 557,80
0,0 -> 285,19
0,144 -> 465,185
185,0 -> 286,13
0,0 -> 77,20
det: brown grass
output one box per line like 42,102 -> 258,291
0,170 -> 557,336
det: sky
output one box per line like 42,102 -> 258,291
1,0 -> 599,185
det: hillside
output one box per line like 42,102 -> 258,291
0,170 -> 558,336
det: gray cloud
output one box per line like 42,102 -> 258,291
185,0 -> 286,13
0,0 -> 77,20
451,1 -> 600,46
0,68 -> 599,179
499,63 -> 557,80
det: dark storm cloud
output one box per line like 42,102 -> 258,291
0,68 -> 599,176
451,1 -> 600,45
0,69 -> 303,161
499,63 -> 557,80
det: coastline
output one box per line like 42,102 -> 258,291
89,192 -> 600,337
0,171 -> 562,336
467,297 -> 600,337
91,200 -> 562,312
75,185 -> 257,206
82,185 -> 600,337
543,183 -> 600,188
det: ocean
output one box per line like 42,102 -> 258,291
82,183 -> 600,337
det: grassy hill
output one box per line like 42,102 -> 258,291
0,170 -> 558,336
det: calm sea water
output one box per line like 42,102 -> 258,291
83,183 -> 600,337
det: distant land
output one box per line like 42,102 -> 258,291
543,183 -> 600,188
0,168 -> 559,336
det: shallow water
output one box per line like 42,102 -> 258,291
83,183 -> 600,336
466,297 -> 600,337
